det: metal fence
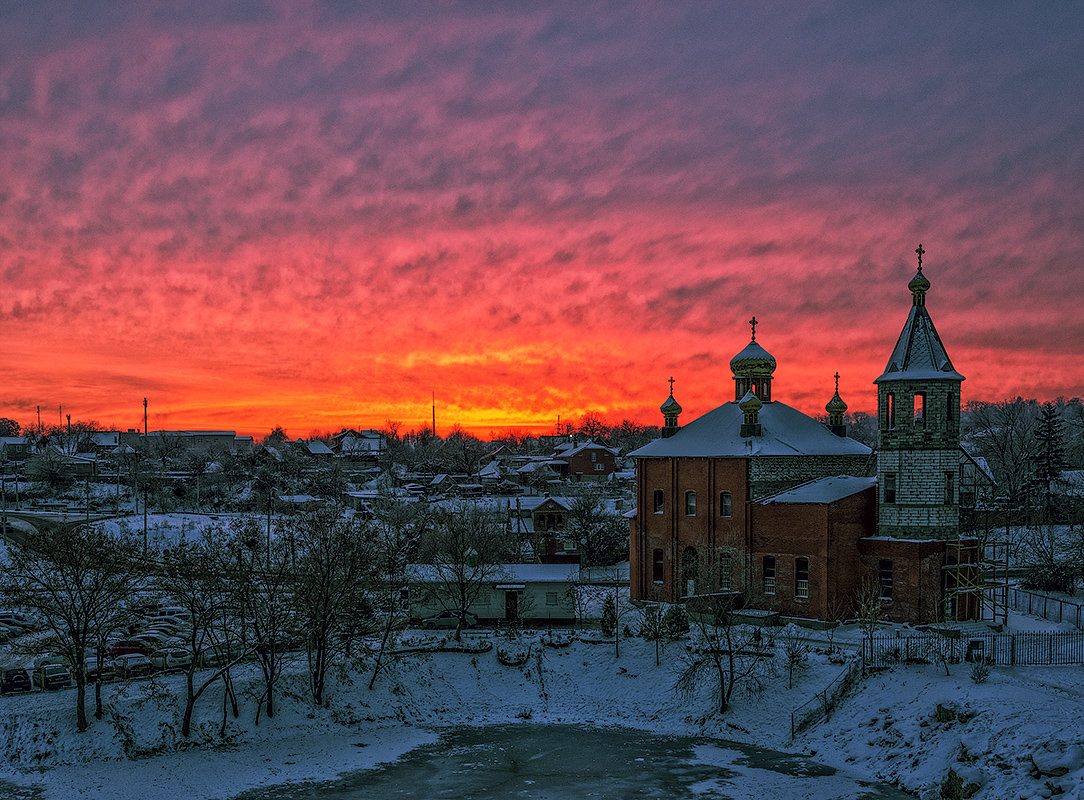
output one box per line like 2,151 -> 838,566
1006,587 -> 1084,630
862,631 -> 1084,668
789,657 -> 863,739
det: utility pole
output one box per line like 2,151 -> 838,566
432,391 -> 436,437
143,397 -> 148,556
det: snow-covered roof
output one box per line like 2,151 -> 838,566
407,563 -> 579,584
304,440 -> 334,456
631,401 -> 872,459
875,301 -> 964,383
558,440 -> 618,459
758,475 -> 877,505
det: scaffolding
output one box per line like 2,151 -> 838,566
943,536 -> 1009,624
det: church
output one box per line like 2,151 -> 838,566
629,247 -> 978,624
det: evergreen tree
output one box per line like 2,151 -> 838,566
1034,401 -> 1067,521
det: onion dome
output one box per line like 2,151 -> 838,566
826,390 -> 847,416
738,389 -> 763,414
908,269 -> 930,296
730,340 -> 776,378
660,394 -> 682,416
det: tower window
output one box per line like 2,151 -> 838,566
763,556 -> 776,595
884,473 -> 897,504
886,393 -> 895,430
879,560 -> 893,600
795,558 -> 809,598
653,490 -> 663,514
944,471 -> 955,505
685,491 -> 697,516
914,393 -> 926,427
652,549 -> 664,583
947,392 -> 955,424
720,492 -> 732,517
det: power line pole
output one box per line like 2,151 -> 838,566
143,397 -> 148,556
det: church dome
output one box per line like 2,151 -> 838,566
908,268 -> 930,296
730,340 -> 776,378
738,389 -> 763,414
660,394 -> 682,415
825,391 -> 848,415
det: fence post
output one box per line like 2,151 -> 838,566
1010,634 -> 1015,666
790,710 -> 795,740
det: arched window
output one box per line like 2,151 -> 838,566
719,492 -> 732,517
763,556 -> 776,595
914,393 -> 926,427
795,558 -> 809,598
685,491 -> 697,516
681,547 -> 699,597
653,489 -> 664,514
886,393 -> 896,430
652,549 -> 664,583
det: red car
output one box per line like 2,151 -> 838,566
109,639 -> 155,657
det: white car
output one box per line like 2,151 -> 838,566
149,648 -> 192,672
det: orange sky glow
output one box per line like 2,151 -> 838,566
2,3 -> 1082,439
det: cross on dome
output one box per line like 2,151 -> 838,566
915,243 -> 925,272
749,315 -> 758,340
668,376 -> 675,394
834,372 -> 840,392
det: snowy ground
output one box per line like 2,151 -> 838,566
0,616 -> 1078,800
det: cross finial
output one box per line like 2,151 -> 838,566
668,376 -> 675,394
749,315 -> 758,340
834,372 -> 840,393
915,243 -> 925,272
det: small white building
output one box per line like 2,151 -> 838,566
407,563 -> 579,625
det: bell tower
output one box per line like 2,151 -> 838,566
875,245 -> 964,539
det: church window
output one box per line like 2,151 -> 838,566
947,392 -> 955,423
795,558 -> 809,598
763,556 -> 776,595
685,491 -> 697,516
886,393 -> 896,430
884,473 -> 897,504
879,560 -> 893,600
653,490 -> 664,514
720,492 -> 732,517
652,549 -> 664,583
944,471 -> 955,505
719,552 -> 733,590
914,393 -> 926,427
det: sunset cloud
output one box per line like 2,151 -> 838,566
1,2 -> 1082,436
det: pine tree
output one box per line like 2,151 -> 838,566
1034,401 -> 1066,521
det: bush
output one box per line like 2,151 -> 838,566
600,595 -> 616,637
662,605 -> 689,639
1021,562 -> 1078,595
969,660 -> 992,684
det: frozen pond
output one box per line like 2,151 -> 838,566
229,723 -> 914,799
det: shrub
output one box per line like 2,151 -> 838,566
600,595 -> 616,637
663,605 -> 690,639
969,660 -> 991,684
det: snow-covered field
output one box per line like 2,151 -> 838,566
0,619 -> 1079,800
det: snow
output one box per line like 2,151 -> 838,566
875,302 -> 965,383
0,584 -> 1077,799
759,475 -> 877,504
631,400 -> 872,458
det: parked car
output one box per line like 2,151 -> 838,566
112,654 -> 156,679
109,639 -> 155,657
33,664 -> 72,690
156,607 -> 193,625
83,657 -> 116,683
0,612 -> 33,630
149,648 -> 192,672
0,666 -> 31,694
420,610 -> 479,630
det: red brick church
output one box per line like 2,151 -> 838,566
629,248 -> 978,624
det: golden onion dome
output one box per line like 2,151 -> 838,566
826,390 -> 848,415
908,268 -> 931,295
660,393 -> 682,415
738,389 -> 763,414
730,340 -> 776,378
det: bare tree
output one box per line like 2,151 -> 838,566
565,484 -> 628,567
2,523 -> 141,732
289,507 -> 376,705
674,592 -> 774,714
415,504 -> 512,640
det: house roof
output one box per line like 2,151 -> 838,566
758,475 -> 877,505
630,400 -> 871,459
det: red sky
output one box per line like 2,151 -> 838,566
2,2 -> 1082,438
